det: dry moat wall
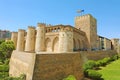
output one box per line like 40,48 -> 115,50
9,50 -> 116,80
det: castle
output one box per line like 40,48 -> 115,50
11,14 -> 120,53
9,14 -> 120,80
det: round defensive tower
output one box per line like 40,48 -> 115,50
25,26 -> 36,52
58,26 -> 73,52
11,32 -> 18,48
17,29 -> 25,51
35,23 -> 46,52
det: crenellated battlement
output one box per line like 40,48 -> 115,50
37,23 -> 46,27
18,29 -> 25,32
12,32 -> 18,34
75,14 -> 96,21
28,26 -> 35,29
60,25 -> 73,32
46,24 -> 53,27
46,25 -> 73,33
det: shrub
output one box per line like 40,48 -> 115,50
4,59 -> 10,65
0,62 -> 3,65
110,55 -> 118,61
83,60 -> 96,71
63,75 -> 76,80
95,61 -> 101,67
0,65 -> 9,72
102,57 -> 111,66
0,72 -> 9,78
4,74 -> 26,80
0,40 -> 5,44
104,57 -> 111,63
95,57 -> 111,67
87,69 -> 102,80
0,40 -> 15,59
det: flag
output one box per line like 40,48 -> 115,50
77,10 -> 84,13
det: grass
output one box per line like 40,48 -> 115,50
98,59 -> 120,80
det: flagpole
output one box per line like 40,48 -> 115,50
77,9 -> 84,16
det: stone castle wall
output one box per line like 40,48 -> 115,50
32,53 -> 84,80
73,29 -> 89,50
45,32 -> 59,52
9,51 -> 84,80
86,50 -> 117,60
9,50 -> 116,80
9,50 -> 36,80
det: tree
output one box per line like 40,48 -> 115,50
0,40 -> 5,45
0,40 -> 15,60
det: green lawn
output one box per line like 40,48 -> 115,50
98,59 -> 120,80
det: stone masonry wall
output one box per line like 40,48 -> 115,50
32,53 -> 84,80
9,50 -> 36,80
86,50 -> 117,60
9,50 -> 117,80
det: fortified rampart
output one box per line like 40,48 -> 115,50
9,50 -> 116,80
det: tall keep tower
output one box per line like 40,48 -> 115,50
35,23 -> 46,52
75,14 -> 97,50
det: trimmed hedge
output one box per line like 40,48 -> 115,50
110,55 -> 118,61
83,60 -> 96,71
63,75 -> 76,80
87,69 -> 102,80
83,55 -> 119,80
96,57 -> 111,66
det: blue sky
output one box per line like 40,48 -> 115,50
0,0 -> 120,39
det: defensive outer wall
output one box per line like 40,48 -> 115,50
9,50 -> 116,80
